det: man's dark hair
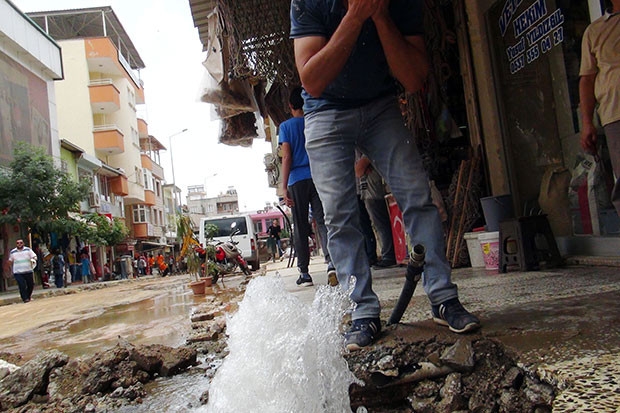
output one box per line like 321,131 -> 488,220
289,86 -> 304,110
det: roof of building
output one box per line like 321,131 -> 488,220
26,6 -> 145,69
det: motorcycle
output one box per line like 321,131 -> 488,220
207,222 -> 252,282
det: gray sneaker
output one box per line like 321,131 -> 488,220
344,317 -> 381,350
432,298 -> 480,333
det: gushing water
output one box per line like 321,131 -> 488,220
200,274 -> 361,412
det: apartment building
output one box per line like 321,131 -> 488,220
0,0 -> 63,290
187,184 -> 240,217
27,6 -> 170,255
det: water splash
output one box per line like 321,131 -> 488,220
201,275 -> 361,412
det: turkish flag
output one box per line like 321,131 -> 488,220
385,194 -> 408,264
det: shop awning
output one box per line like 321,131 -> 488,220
139,241 -> 172,253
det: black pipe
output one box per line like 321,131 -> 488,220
387,244 -> 426,326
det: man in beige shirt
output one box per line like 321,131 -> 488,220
579,0 -> 620,215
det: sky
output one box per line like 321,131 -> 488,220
12,0 -> 279,212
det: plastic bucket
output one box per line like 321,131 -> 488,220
479,231 -> 500,271
480,195 -> 515,232
464,232 -> 485,268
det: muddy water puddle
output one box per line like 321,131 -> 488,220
0,285 -> 198,359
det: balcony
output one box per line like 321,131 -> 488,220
110,175 -> 128,196
85,37 -> 124,76
137,118 -> 148,138
144,189 -> 156,206
88,80 -> 120,113
141,154 -> 164,180
141,154 -> 152,170
93,125 -> 124,155
85,37 -> 145,103
133,223 -> 148,238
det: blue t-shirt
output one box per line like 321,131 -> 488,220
278,116 -> 312,186
290,0 -> 424,113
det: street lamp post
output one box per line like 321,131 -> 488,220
168,128 -> 188,187
167,128 -> 188,265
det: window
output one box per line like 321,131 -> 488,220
97,175 -> 111,202
134,166 -> 142,185
127,86 -> 136,109
131,126 -> 139,146
117,197 -> 125,217
254,222 -> 263,234
204,217 -> 248,237
143,169 -> 153,191
132,205 -> 150,223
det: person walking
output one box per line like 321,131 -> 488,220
579,0 -> 620,216
267,219 -> 284,259
138,255 -> 146,276
7,239 -> 37,303
81,252 -> 92,284
280,86 -> 337,287
291,0 -> 480,349
356,154 -> 397,269
51,249 -> 65,288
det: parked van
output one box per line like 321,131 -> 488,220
198,214 -> 260,271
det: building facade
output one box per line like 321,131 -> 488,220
26,6 -> 172,261
0,0 -> 63,290
187,184 -> 240,217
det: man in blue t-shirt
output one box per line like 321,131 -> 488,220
280,86 -> 336,287
291,0 -> 480,349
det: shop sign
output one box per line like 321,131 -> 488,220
500,0 -> 565,75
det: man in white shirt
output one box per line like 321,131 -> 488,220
7,239 -> 37,303
579,0 -> 620,216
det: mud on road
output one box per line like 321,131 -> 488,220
0,276 -> 195,360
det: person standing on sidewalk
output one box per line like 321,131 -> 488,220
7,239 -> 37,303
280,86 -> 337,287
356,154 -> 397,269
80,252 -> 92,284
267,219 -> 284,260
51,249 -> 65,288
291,0 -> 480,349
579,0 -> 620,216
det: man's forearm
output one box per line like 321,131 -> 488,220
373,18 -> 428,93
579,75 -> 597,126
281,156 -> 292,191
295,14 -> 365,97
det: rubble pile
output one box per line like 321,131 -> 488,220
0,343 -> 197,412
346,327 -> 555,412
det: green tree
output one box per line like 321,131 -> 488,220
0,142 -> 90,238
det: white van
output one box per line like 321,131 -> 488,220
198,214 -> 260,271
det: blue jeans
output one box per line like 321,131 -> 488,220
358,196 -> 378,264
305,96 -> 457,319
